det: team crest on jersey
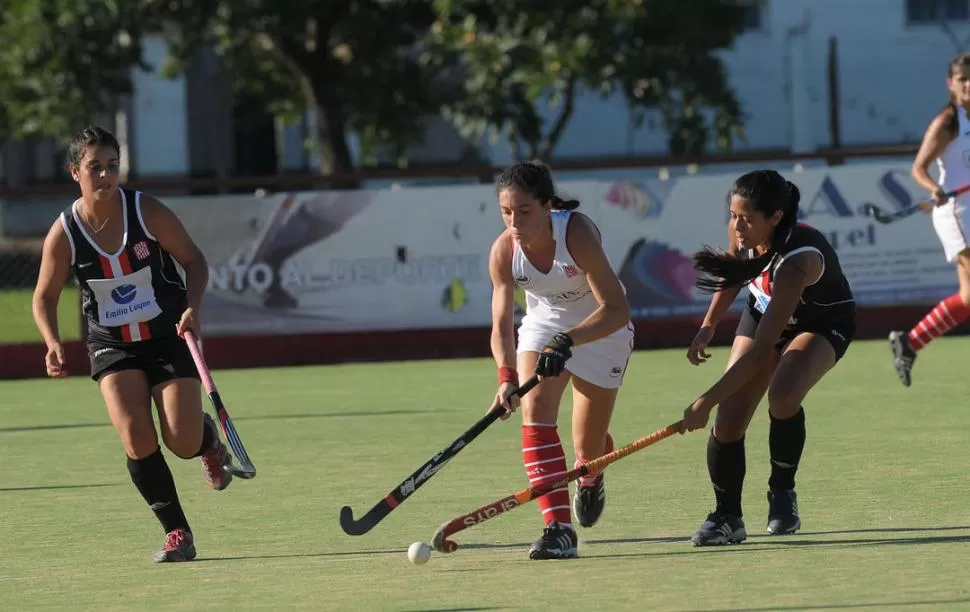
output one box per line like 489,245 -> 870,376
563,264 -> 578,278
133,241 -> 150,261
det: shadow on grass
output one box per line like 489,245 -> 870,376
0,409 -> 434,433
682,596 -> 970,611
584,529 -> 970,561
447,526 -> 970,554
0,482 -> 125,492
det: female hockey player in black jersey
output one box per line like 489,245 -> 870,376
32,126 -> 233,563
681,169 -> 856,546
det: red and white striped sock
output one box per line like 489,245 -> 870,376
908,294 -> 970,350
522,423 -> 572,528
575,433 -> 615,488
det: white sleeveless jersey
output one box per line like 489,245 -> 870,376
936,105 -> 970,194
512,210 -> 603,330
931,105 -> 970,262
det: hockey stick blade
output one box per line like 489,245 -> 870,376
218,410 -> 256,478
339,376 -> 540,536
861,202 -> 923,225
183,331 -> 257,480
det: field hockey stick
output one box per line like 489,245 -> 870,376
431,419 -> 683,554
340,375 -> 540,536
861,184 -> 970,225
183,330 -> 257,479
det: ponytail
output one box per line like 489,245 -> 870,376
550,195 -> 580,211
693,172 -> 801,293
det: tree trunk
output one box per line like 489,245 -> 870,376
539,76 -> 577,161
308,96 -> 354,177
525,139 -> 539,161
296,72 -> 356,182
506,123 -> 522,161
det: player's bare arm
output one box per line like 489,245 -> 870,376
140,195 -> 209,314
912,113 -> 956,194
563,213 -> 631,346
691,251 -> 821,414
32,219 -> 73,350
488,231 -> 517,370
487,231 -> 522,416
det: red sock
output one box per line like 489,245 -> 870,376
575,433 -> 614,488
908,294 -> 970,350
522,424 -> 571,527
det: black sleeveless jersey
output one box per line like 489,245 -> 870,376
60,188 -> 188,346
746,223 -> 855,330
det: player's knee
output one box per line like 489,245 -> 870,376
521,395 -> 558,424
767,383 -> 804,420
712,421 -> 746,443
712,398 -> 755,442
572,431 -> 608,460
163,426 -> 204,459
121,424 -> 160,460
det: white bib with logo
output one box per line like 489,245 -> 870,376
86,265 -> 162,327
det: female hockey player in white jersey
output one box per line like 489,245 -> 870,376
890,52 -> 970,386
486,160 -> 634,560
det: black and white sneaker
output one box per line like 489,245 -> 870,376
529,521 -> 578,560
690,511 -> 747,547
573,474 -> 606,528
766,489 -> 801,535
889,330 -> 916,387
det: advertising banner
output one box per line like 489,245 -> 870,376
590,164 -> 955,320
172,163 -> 955,337
172,186 -> 507,335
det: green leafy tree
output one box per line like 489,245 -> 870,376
425,0 -> 748,160
153,0 -> 449,174
0,0 -> 147,144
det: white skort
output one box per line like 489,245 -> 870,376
516,320 -> 635,389
932,197 -> 970,262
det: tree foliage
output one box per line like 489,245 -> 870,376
153,0 -> 448,174
0,0 -> 749,175
424,0 -> 748,159
0,0 -> 147,144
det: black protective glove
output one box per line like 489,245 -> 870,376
535,332 -> 574,378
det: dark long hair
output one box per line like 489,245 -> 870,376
693,169 -> 801,293
495,160 -> 580,210
940,52 -> 970,140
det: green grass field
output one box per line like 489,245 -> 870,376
2,338 -> 969,611
0,288 -> 80,343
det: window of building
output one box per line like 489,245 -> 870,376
739,0 -> 765,30
907,0 -> 970,23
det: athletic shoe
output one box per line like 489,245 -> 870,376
690,511 -> 747,547
200,414 -> 233,491
889,330 -> 916,387
766,489 -> 801,535
529,521 -> 578,560
573,474 -> 606,528
153,528 -> 196,563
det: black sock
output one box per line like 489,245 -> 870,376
708,433 -> 745,517
768,407 -> 806,491
190,416 -> 217,458
127,447 -> 190,534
